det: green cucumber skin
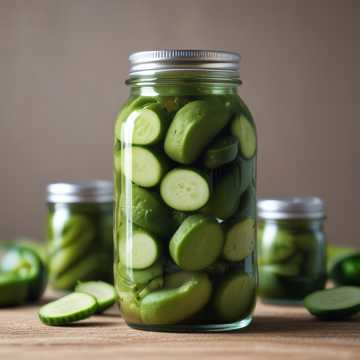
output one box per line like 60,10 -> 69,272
169,215 -> 224,271
123,185 -> 175,238
304,287 -> 360,320
75,281 -> 117,312
164,99 -> 231,164
140,272 -> 212,325
115,97 -> 157,141
201,157 -> 254,220
39,293 -> 98,326
203,135 -> 239,169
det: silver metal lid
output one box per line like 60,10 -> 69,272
257,197 -> 325,219
128,49 -> 240,76
47,181 -> 113,203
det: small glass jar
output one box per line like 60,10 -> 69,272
47,181 -> 113,290
257,197 -> 326,304
114,50 -> 257,332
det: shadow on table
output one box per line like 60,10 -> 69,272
247,314 -> 360,335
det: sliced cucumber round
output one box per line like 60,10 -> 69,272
160,168 -> 210,211
140,271 -> 212,325
120,146 -> 168,188
164,99 -> 230,164
128,184 -> 174,237
203,135 -> 239,169
213,273 -> 255,322
122,103 -> 169,145
231,114 -> 257,159
39,293 -> 98,326
169,214 -> 224,271
115,97 -> 157,142
117,259 -> 163,286
119,227 -> 161,270
223,218 -> 255,262
304,286 -> 360,320
75,281 -> 116,313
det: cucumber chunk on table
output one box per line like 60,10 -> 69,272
213,273 -> 255,322
75,281 -> 116,312
169,214 -> 224,271
304,286 -> 360,320
140,271 -> 212,325
125,185 -> 174,237
119,227 -> 161,269
39,293 -> 98,326
164,99 -> 230,164
120,146 -> 169,187
203,135 -> 239,169
231,114 -> 257,159
160,168 -> 210,211
0,274 -> 29,307
223,218 -> 255,262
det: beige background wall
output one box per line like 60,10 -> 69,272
0,0 -> 359,246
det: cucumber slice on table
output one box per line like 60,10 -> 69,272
120,103 -> 169,145
39,293 -> 98,326
119,227 -> 161,269
164,99 -> 230,164
223,218 -> 255,262
213,273 -> 255,322
160,168 -> 210,211
140,271 -> 212,325
230,114 -> 257,159
120,146 -> 169,187
75,281 -> 116,312
203,135 -> 239,169
304,286 -> 360,320
169,214 -> 224,271
126,184 -> 174,237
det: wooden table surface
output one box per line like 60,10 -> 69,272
1,292 -> 359,360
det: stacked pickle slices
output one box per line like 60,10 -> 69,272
114,94 -> 257,326
47,204 -> 113,290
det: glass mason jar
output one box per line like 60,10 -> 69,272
114,50 -> 257,332
257,197 -> 326,304
47,181 -> 113,290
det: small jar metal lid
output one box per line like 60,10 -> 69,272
128,49 -> 240,76
257,197 -> 325,220
47,180 -> 113,203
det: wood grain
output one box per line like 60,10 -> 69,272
0,292 -> 359,360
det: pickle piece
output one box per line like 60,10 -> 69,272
52,252 -> 106,290
169,215 -> 224,271
120,146 -> 169,188
119,227 -> 161,270
223,218 -> 255,262
117,260 -> 163,286
236,185 -> 256,220
160,168 -> 210,211
258,266 -> 287,299
260,229 -> 296,264
39,293 -> 98,326
213,273 -> 255,322
140,271 -> 212,325
202,159 -> 253,220
231,114 -> 257,159
164,99 -> 230,164
304,286 -> 360,320
125,185 -> 174,237
115,97 -> 157,141
75,281 -> 116,312
203,135 -> 239,169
